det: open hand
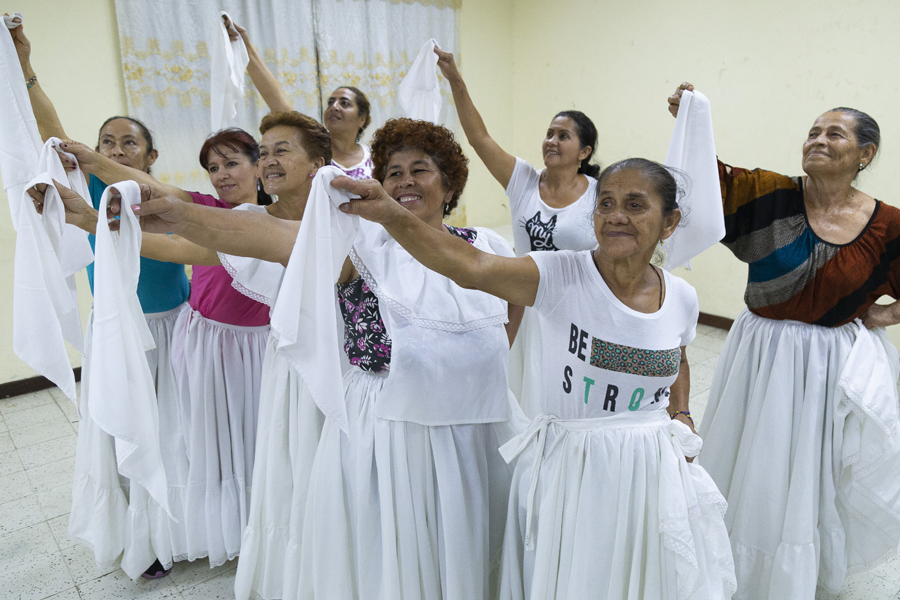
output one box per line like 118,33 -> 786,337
667,82 -> 695,118
333,176 -> 405,224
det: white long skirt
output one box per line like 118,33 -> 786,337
233,335 -> 324,600
70,303 -> 191,577
499,410 -> 736,600
297,368 -> 515,600
509,307 -> 543,420
170,309 -> 269,567
698,309 -> 900,599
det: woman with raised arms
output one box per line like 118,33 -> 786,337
435,47 -> 601,419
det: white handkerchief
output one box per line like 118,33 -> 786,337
13,139 -> 94,403
663,90 -> 725,271
398,39 -> 442,124
0,10 -> 42,229
90,181 -> 171,518
210,11 -> 250,131
270,166 -> 358,432
3,12 -> 23,29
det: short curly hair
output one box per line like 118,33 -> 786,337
259,111 -> 332,164
371,119 -> 468,216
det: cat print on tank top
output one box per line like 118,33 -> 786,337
522,211 -> 560,251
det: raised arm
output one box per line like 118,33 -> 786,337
59,140 -> 194,203
435,48 -> 516,189
335,177 -> 539,306
227,19 -> 293,113
7,16 -> 67,141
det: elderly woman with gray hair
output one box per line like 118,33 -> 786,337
669,83 -> 900,600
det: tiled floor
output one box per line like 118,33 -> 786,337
0,324 -> 898,599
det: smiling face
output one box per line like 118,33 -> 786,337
324,88 -> 367,139
542,116 -> 591,170
381,149 -> 454,230
96,118 -> 158,172
258,125 -> 318,198
206,145 -> 258,205
802,111 -> 875,179
593,168 -> 680,262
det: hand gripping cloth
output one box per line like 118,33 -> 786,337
663,90 -> 725,271
89,181 -> 171,524
398,38 -> 442,123
210,11 -> 249,131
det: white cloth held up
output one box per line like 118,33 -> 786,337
0,11 -> 42,229
269,166 -> 358,432
210,11 -> 249,131
398,38 -> 442,123
90,181 -> 172,522
13,139 -> 94,403
663,90 -> 725,271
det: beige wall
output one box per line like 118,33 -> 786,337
498,0 -> 900,346
3,0 -> 900,383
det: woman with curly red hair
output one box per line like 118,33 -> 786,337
97,118 -> 524,598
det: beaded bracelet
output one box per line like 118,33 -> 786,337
670,410 -> 694,425
26,74 -> 37,89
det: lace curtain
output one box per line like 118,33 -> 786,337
113,0 -> 459,196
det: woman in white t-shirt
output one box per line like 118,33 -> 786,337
436,48 -> 599,418
339,157 -> 736,599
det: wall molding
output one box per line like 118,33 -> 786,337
0,368 -> 81,400
698,312 -> 734,331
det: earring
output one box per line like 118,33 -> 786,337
859,163 -> 865,171
309,173 -> 315,178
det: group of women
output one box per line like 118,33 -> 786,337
8,12 -> 900,600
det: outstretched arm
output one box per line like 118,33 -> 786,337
435,48 -> 516,189
7,15 -> 67,141
228,18 -> 293,113
335,177 -> 539,306
27,180 -> 223,265
128,187 -> 298,265
58,140 -> 194,204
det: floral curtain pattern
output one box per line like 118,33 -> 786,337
113,0 -> 458,198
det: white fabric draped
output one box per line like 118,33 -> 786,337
113,0 -> 458,194
398,38 -> 442,123
663,90 -> 725,271
0,13 -> 93,401
210,11 -> 250,132
91,181 -> 171,520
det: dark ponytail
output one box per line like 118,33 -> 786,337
554,110 -> 599,178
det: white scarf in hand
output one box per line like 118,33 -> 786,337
398,38 -> 442,124
14,139 -> 94,403
663,90 -> 725,271
270,166 -> 358,432
210,11 -> 249,131
90,181 -> 171,518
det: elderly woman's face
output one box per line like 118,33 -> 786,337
382,149 -> 453,228
96,118 -> 157,173
593,169 -> 679,261
258,125 -> 316,198
802,111 -> 868,178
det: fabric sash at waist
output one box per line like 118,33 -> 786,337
500,409 -> 702,550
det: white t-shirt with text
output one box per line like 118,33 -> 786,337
530,250 -> 698,420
